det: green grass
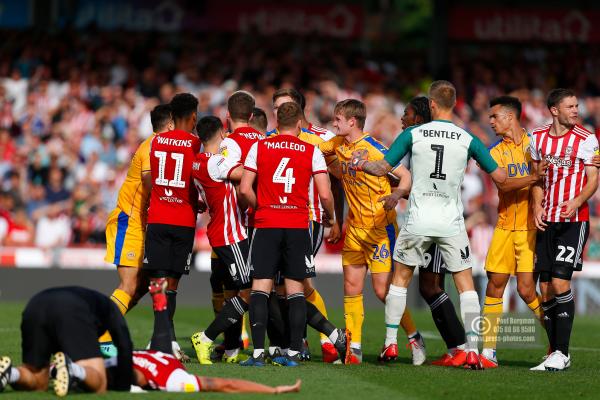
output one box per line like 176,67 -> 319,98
1,302 -> 600,399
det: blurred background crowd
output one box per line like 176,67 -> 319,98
2,0 -> 600,262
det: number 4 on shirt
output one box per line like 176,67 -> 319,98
272,157 -> 296,193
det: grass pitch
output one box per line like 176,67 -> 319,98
1,302 -> 599,399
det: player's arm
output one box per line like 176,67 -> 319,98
468,135 -> 506,184
327,174 -> 344,243
380,164 -> 412,211
560,165 -> 599,219
353,129 -> 413,176
141,171 -> 152,226
239,143 -> 259,209
198,376 -> 301,394
314,172 -> 335,227
530,162 -> 547,231
318,135 -> 344,157
213,138 -> 243,180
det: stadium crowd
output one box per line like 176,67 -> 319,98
1,32 -> 600,259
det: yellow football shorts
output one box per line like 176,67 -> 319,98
342,223 -> 397,273
485,228 -> 536,275
104,208 -> 145,268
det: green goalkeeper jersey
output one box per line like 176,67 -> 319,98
385,120 -> 498,237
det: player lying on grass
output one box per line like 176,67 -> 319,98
0,286 -> 134,396
1,284 -> 302,395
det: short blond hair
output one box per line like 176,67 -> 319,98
334,99 -> 366,129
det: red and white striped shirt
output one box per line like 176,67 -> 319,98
530,124 -> 599,222
193,153 -> 247,248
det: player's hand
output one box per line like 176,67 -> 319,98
322,215 -> 335,228
559,198 -> 580,219
534,205 -> 547,231
533,159 -> 548,180
274,379 -> 301,394
592,154 -> 600,168
379,193 -> 400,211
198,199 -> 208,213
327,221 -> 342,243
348,149 -> 369,171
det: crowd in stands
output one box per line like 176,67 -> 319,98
1,31 -> 600,260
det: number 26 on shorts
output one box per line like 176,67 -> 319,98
371,243 -> 390,260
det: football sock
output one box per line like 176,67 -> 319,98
482,296 -> 503,350
211,292 -> 225,316
99,289 -> 133,343
9,367 -> 20,384
167,290 -> 177,341
306,301 -> 336,337
384,285 -> 407,347
344,294 -> 364,348
150,279 -> 171,354
70,362 -> 87,381
459,290 -> 480,354
278,294 -> 291,350
110,289 -> 131,315
541,298 -> 557,351
554,290 -> 575,355
400,307 -> 417,337
426,291 -> 465,350
223,318 -> 243,350
205,296 -> 248,342
249,290 -> 270,354
306,288 -> 330,343
287,293 -> 307,353
527,295 -> 544,324
267,292 -> 285,348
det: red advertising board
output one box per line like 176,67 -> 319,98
448,7 -> 600,43
199,2 -> 364,38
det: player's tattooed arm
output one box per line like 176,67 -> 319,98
495,159 -> 547,192
349,149 -> 393,176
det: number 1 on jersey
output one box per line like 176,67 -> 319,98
273,157 -> 296,193
154,151 -> 186,188
430,144 -> 447,180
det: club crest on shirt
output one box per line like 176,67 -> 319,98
564,146 -> 573,156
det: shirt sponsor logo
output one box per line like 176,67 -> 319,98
545,154 -> 572,167
507,162 -> 531,177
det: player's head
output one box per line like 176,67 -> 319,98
196,116 -> 225,145
273,88 -> 305,119
333,99 -> 366,136
489,96 -> 522,135
402,96 -> 431,129
428,80 -> 456,116
227,90 -> 255,124
250,107 -> 268,134
169,93 -> 199,133
150,104 -> 174,134
547,88 -> 578,127
276,102 -> 303,134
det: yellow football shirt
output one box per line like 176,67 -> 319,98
320,134 -> 396,229
116,133 -> 155,222
489,130 -> 535,231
